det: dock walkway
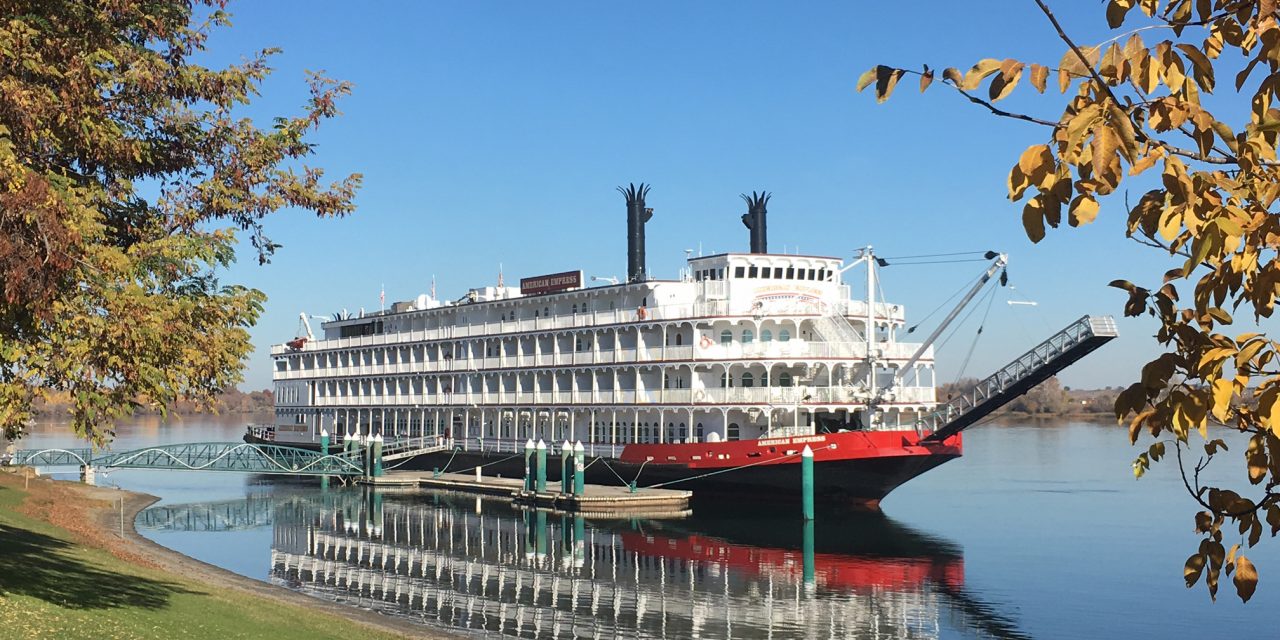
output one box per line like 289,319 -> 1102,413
359,470 -> 691,514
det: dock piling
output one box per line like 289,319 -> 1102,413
372,434 -> 384,477
535,439 -> 548,493
523,440 -> 535,491
560,440 -> 573,495
801,445 -> 815,521
573,441 -> 585,496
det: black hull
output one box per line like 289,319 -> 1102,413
246,435 -> 959,505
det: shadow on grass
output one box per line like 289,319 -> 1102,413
0,522 -> 193,610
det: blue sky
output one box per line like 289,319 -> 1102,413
200,1 -> 1175,392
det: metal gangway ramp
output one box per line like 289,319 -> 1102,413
380,435 -> 449,462
6,442 -> 365,476
921,315 -> 1118,442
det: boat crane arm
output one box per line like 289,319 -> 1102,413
297,312 -> 315,341
890,253 -> 1008,387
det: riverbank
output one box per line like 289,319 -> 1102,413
0,470 -> 457,639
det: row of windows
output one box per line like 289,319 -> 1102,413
721,371 -> 792,387
693,265 -> 831,282
720,328 -> 790,344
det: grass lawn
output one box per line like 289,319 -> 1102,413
0,477 -> 409,640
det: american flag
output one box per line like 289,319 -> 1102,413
379,284 -> 385,309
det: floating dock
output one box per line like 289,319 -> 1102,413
357,470 -> 691,514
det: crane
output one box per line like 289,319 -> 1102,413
286,312 -> 331,350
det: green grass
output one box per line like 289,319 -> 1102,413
0,482 -> 408,640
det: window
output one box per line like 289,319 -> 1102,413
742,329 -> 754,344
818,269 -> 827,281
696,423 -> 704,441
779,329 -> 791,342
721,372 -> 732,387
675,333 -> 683,345
761,372 -> 769,387
735,266 -> 745,278
748,266 -> 758,278
807,269 -> 816,280
572,303 -> 578,314
741,373 -> 754,388
761,329 -> 773,342
779,372 -> 793,387
786,267 -> 795,279
728,423 -> 740,441
774,267 -> 784,278
720,329 -> 733,345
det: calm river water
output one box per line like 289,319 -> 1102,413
20,415 -> 1278,639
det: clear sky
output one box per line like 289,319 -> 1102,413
199,1 -> 1173,392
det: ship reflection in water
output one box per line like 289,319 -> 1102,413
140,489 -> 1028,639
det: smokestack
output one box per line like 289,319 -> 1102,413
740,191 -> 771,254
618,183 -> 653,283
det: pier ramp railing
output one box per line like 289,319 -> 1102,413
921,315 -> 1117,442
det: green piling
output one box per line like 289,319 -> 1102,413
523,439 -> 535,492
372,433 -> 384,477
573,441 -> 585,496
535,439 -> 548,493
801,445 -> 815,521
560,440 -> 573,494
319,428 -> 330,491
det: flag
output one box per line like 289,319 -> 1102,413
430,275 -> 436,299
498,264 -> 504,288
379,284 -> 385,310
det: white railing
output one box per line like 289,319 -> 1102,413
312,384 -> 935,408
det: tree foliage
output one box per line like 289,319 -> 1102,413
0,1 -> 359,445
863,0 -> 1280,603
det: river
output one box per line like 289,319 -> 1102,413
18,415 -> 1277,639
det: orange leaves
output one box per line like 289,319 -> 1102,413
1069,194 -> 1099,226
1234,556 -> 1259,603
1008,144 -> 1054,201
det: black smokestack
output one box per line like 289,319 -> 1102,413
741,191 -> 770,254
618,183 -> 653,283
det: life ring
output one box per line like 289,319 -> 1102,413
699,334 -> 713,349
636,306 -> 648,321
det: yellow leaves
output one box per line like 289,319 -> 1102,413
988,59 -> 1024,102
1058,46 -> 1100,92
1176,43 -> 1215,93
1090,123 -> 1124,194
919,67 -> 934,92
1069,194 -> 1099,226
1008,144 -> 1054,201
961,58 -> 1003,91
856,65 -> 905,103
1210,377 -> 1234,422
1247,435 -> 1268,485
1234,556 -> 1258,603
1022,196 -> 1047,243
1185,551 -> 1208,587
1107,0 -> 1135,28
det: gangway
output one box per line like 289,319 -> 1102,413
380,435 -> 450,462
920,315 -> 1118,442
6,442 -> 365,476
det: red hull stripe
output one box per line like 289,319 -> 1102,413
618,430 -> 962,468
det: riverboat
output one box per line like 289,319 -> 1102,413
251,185 -> 1023,506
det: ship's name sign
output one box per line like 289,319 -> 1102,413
520,270 -> 583,295
756,435 -> 827,447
